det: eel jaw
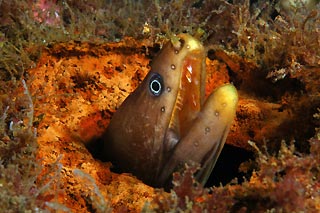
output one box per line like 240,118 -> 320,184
166,34 -> 206,150
159,34 -> 238,186
161,84 -> 238,186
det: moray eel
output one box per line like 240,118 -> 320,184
103,34 -> 238,187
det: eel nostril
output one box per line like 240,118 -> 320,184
172,37 -> 185,52
179,38 -> 185,48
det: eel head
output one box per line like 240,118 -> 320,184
103,34 -> 238,187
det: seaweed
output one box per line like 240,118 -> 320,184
148,108 -> 320,212
2,0 -> 318,79
0,80 -> 68,212
149,132 -> 320,212
73,169 -> 112,213
0,0 -> 319,211
146,162 -> 234,212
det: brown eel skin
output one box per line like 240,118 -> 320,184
103,34 -> 238,187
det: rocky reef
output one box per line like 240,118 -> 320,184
0,0 -> 319,212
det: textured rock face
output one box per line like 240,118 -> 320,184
28,38 -> 319,211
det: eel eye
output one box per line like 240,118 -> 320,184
149,73 -> 163,96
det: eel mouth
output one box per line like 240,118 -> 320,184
167,34 -> 206,145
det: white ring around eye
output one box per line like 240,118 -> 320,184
150,79 -> 161,94
149,73 -> 163,96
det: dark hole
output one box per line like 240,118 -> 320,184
207,49 -> 216,60
205,144 -> 254,187
248,130 -> 255,138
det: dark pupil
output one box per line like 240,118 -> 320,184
149,73 -> 163,96
151,80 -> 160,92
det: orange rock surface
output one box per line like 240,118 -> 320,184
27,37 -> 319,211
